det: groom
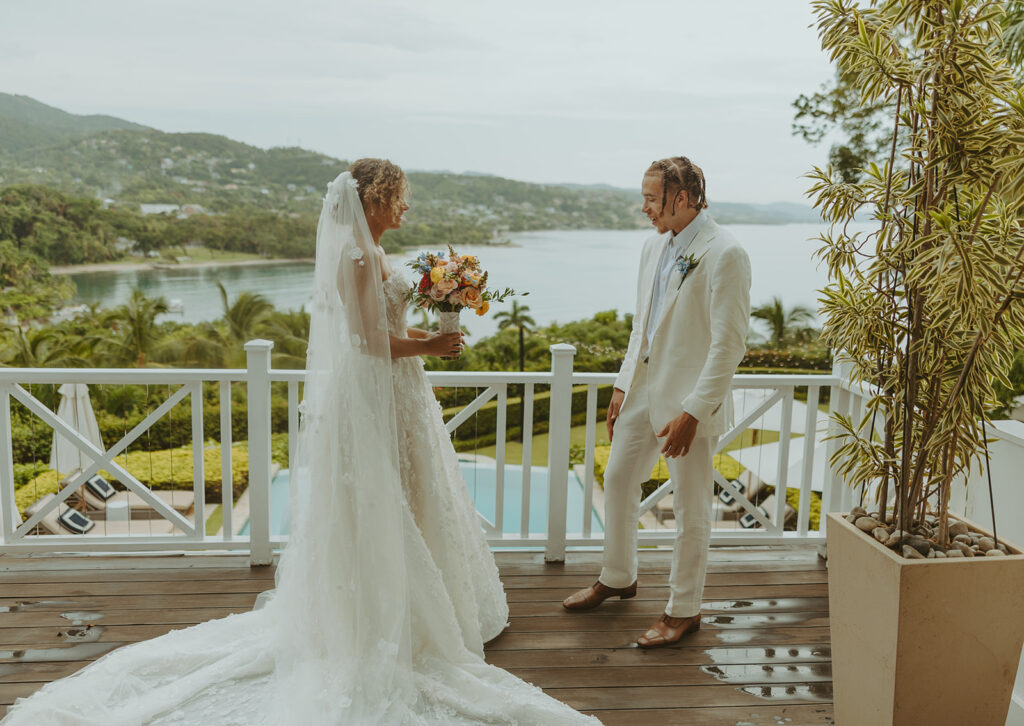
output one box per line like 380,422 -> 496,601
562,156 -> 751,647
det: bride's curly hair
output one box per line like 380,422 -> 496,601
647,156 -> 708,213
349,158 -> 409,216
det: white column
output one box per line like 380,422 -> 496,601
545,343 -> 576,562
245,340 -> 274,566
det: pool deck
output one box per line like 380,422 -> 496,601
0,547 -> 833,724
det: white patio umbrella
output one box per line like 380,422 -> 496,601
730,438 -> 829,493
50,383 -> 105,476
731,388 -> 831,435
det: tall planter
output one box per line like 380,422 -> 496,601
827,513 -> 1024,725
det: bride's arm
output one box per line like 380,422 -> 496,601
390,332 -> 463,359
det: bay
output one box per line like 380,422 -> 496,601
68,223 -> 874,343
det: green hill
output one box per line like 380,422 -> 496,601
0,93 -> 149,154
0,126 -> 647,229
0,94 -> 819,230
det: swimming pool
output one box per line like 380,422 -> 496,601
240,462 -> 603,537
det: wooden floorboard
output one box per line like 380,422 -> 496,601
0,547 -> 834,724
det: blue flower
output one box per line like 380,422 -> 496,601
675,253 -> 703,289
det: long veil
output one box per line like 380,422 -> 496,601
260,170 -> 418,719
0,173 -> 601,726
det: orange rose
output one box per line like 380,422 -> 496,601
461,287 -> 483,309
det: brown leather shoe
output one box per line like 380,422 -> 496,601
636,612 -> 701,648
561,580 -> 637,611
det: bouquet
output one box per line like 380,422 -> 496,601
407,245 -> 520,318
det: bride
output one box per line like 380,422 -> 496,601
1,160 -> 600,725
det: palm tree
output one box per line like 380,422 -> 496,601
0,326 -> 89,368
262,309 -> 311,369
152,322 -> 229,368
493,300 -> 535,372
750,297 -> 817,348
103,289 -> 169,367
218,282 -> 273,345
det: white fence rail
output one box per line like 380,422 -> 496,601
0,341 -> 873,564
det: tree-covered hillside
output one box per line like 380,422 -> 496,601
0,95 -> 822,230
0,93 -> 149,153
1,126 -> 648,229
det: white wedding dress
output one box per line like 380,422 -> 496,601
0,174 -> 600,726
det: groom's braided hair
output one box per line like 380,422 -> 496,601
647,156 -> 708,213
349,158 -> 409,217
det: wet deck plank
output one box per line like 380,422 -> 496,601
0,548 -> 834,724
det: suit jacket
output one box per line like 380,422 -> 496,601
614,215 -> 751,438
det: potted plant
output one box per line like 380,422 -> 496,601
809,1 -> 1024,724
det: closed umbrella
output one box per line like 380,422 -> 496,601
50,383 -> 105,475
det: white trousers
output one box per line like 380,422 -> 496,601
599,361 -> 716,617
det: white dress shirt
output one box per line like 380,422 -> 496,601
646,211 -> 709,352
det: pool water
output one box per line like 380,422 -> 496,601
240,462 -> 603,537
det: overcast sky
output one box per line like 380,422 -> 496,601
3,0 -> 837,203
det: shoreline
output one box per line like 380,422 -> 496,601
51,257 -> 315,275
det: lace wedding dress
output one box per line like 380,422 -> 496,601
0,174 -> 600,726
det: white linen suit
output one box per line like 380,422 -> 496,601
601,212 -> 751,617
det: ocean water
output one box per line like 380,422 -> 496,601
69,223 -> 876,341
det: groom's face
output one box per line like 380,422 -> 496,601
641,172 -> 687,234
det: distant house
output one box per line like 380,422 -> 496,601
180,204 -> 207,217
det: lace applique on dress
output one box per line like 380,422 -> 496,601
383,270 -> 510,649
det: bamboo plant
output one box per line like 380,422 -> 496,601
809,0 -> 1024,549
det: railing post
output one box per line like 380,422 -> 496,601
0,385 -> 17,543
546,343 -> 576,562
245,340 -> 274,566
821,358 -> 851,535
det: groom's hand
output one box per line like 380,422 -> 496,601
606,388 -> 625,441
657,411 -> 699,458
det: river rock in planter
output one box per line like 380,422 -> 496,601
902,544 -> 926,559
856,516 -> 882,532
977,537 -> 996,552
986,549 -> 1006,557
872,527 -> 890,543
946,549 -> 965,557
845,514 -> 858,524
997,543 -> 1009,553
953,534 -> 973,545
884,532 -> 903,548
952,541 -> 975,557
905,536 -> 933,556
948,521 -> 970,537
850,506 -> 868,519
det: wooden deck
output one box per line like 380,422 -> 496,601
0,547 -> 833,724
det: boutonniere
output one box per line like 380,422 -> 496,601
675,252 -> 704,289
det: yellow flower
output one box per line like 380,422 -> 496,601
430,266 -> 445,284
476,301 -> 490,316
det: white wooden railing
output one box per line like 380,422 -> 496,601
0,341 -> 877,564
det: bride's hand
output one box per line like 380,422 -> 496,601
422,332 -> 464,358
